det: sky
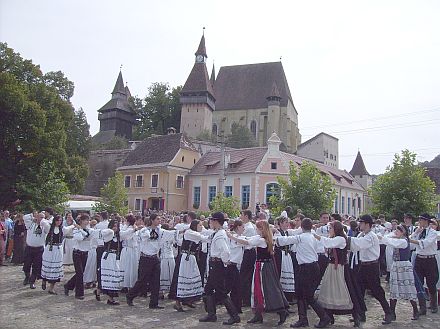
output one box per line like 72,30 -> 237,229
1,0 -> 440,174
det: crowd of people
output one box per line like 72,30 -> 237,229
1,207 -> 440,328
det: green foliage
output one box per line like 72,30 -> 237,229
0,42 -> 90,209
226,123 -> 258,149
133,83 -> 182,139
93,172 -> 128,215
370,150 -> 436,219
209,194 -> 241,218
15,162 -> 69,214
196,129 -> 217,143
66,107 -> 91,157
270,161 -> 336,220
92,136 -> 129,150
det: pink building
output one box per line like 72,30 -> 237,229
187,133 -> 365,217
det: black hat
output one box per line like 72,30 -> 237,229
210,212 -> 225,225
403,213 -> 414,219
358,214 -> 373,225
418,213 -> 434,223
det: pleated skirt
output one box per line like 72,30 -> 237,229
41,245 -> 64,282
83,248 -> 97,283
101,252 -> 124,294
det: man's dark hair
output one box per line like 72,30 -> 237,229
242,210 -> 252,220
331,213 -> 342,222
45,207 -> 54,216
301,218 -> 313,231
188,211 -> 197,220
79,214 -> 90,222
100,211 -> 108,220
150,213 -> 158,222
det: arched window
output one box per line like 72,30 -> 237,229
250,120 -> 257,138
212,123 -> 218,137
265,183 -> 280,204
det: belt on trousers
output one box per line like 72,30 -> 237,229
318,253 -> 327,256
209,257 -> 222,262
360,260 -> 378,265
73,249 -> 88,254
416,254 -> 436,259
141,252 -> 158,259
227,262 -> 238,266
64,236 -> 73,239
299,261 -> 318,266
27,245 -> 44,249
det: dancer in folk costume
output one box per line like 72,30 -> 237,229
41,215 -> 74,294
170,220 -> 207,312
314,220 -> 367,327
378,224 -> 420,321
62,213 -> 75,265
100,219 -> 134,305
274,217 -> 296,302
410,213 -> 439,314
276,218 -> 330,328
430,219 -> 440,297
239,210 -> 257,307
159,223 -> 176,295
229,219 -> 288,326
120,215 -> 140,290
83,219 -> 98,288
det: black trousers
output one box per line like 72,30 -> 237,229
198,251 -> 208,286
205,260 -> 228,302
358,262 -> 390,314
415,256 -> 439,295
96,246 -> 105,290
225,264 -> 242,311
318,254 -> 329,282
127,255 -> 161,307
65,250 -> 88,297
240,249 -> 256,306
23,246 -> 43,283
379,245 -> 387,275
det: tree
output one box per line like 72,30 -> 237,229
196,129 -> 217,143
133,83 -> 182,139
370,150 -> 436,219
91,136 -> 129,150
0,42 -> 90,209
270,161 -> 336,220
226,123 -> 258,148
66,107 -> 91,157
93,172 -> 128,215
209,194 -> 241,218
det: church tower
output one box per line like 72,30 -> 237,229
94,71 -> 136,143
180,32 -> 216,139
350,151 -> 372,190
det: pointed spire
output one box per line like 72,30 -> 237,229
350,151 -> 370,176
195,28 -> 207,57
112,70 -> 126,96
210,62 -> 216,86
267,81 -> 282,102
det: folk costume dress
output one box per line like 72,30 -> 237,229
41,224 -> 73,283
120,226 -> 139,289
83,233 -> 98,284
100,228 -> 134,297
169,230 -> 207,301
317,236 -> 366,319
274,230 -> 295,295
249,236 -> 289,314
381,236 -> 418,301
159,230 -> 176,292
62,223 -> 75,265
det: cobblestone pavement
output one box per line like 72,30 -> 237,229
1,264 -> 439,329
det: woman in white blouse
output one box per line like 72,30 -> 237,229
313,220 -> 366,327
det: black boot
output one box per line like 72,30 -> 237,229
291,300 -> 309,328
199,295 -> 217,322
42,280 -> 47,291
418,297 -> 427,315
222,297 -> 240,325
23,273 -> 30,286
277,309 -> 288,326
410,300 -> 419,320
430,291 -> 438,313
381,312 -> 393,325
352,313 -> 360,327
389,299 -> 397,321
247,312 -> 263,324
309,299 -> 331,328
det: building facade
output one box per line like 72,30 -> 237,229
296,132 -> 339,168
187,133 -> 365,217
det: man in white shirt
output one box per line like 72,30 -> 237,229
239,209 -> 256,307
410,213 -> 439,314
94,211 -> 109,297
315,212 -> 330,281
23,212 -> 46,289
348,214 -> 393,325
126,213 -> 175,308
199,212 -> 240,325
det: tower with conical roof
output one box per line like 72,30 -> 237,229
266,81 -> 282,143
180,31 -> 216,139
93,71 -> 136,144
350,150 -> 372,190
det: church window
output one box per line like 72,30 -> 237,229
250,120 -> 257,138
212,123 -> 218,136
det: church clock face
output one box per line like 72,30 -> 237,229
196,55 -> 204,63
